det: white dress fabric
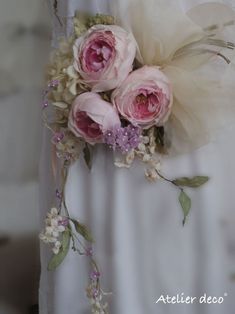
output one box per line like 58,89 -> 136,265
39,0 -> 235,313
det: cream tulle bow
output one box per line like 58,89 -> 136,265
111,0 -> 235,154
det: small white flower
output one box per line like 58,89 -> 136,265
52,241 -> 62,255
69,81 -> 78,95
56,142 -> 65,151
52,230 -> 60,238
51,218 -> 59,227
57,225 -> 66,232
39,207 -> 67,253
143,154 -> 151,162
39,232 -> 56,244
114,159 -> 131,168
141,136 -> 149,144
126,150 -> 135,165
45,226 -> 54,235
67,65 -> 79,79
39,233 -> 47,242
138,143 -> 146,152
52,101 -> 68,109
55,240 -> 61,248
52,246 -> 60,255
145,168 -> 158,182
49,207 -> 58,217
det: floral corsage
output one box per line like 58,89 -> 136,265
40,6 -> 235,313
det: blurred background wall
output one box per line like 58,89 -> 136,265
0,1 -> 51,313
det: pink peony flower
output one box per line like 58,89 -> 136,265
68,92 -> 120,144
112,66 -> 173,128
73,25 -> 136,92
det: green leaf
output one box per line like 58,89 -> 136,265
179,190 -> 191,226
47,229 -> 70,271
71,219 -> 94,243
83,143 -> 93,170
173,176 -> 209,188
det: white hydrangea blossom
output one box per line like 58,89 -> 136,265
90,294 -> 108,314
39,207 -> 66,254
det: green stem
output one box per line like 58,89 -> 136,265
61,163 -> 70,216
156,169 -> 183,191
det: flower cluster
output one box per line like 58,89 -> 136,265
66,22 -> 172,149
86,269 -> 109,314
39,208 -> 68,254
104,125 -> 141,153
43,15 -> 174,175
113,130 -> 162,177
52,132 -> 83,161
39,8 -> 229,313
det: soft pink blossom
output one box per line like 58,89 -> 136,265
73,25 -> 136,92
112,66 -> 173,128
68,92 -> 120,144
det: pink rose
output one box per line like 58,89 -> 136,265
68,92 -> 120,144
73,25 -> 136,92
112,66 -> 173,128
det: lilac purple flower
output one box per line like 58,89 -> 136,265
58,217 -> 69,227
42,80 -> 59,108
90,270 -> 100,280
52,132 -> 65,144
42,101 -> 49,108
49,80 -> 59,88
92,288 -> 99,298
85,247 -> 93,257
55,189 -> 62,200
104,124 -> 141,154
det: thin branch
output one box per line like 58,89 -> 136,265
53,0 -> 63,27
156,169 -> 183,191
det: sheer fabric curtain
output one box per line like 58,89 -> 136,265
39,1 -> 235,313
0,1 -> 50,313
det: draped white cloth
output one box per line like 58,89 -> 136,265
39,0 -> 235,313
